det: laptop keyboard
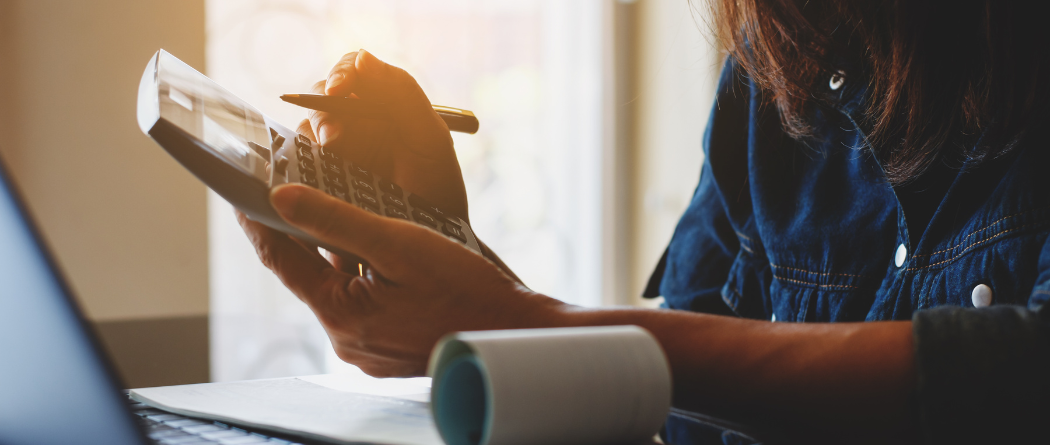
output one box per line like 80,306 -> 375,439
128,399 -> 310,445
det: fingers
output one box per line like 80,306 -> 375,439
354,50 -> 451,146
270,183 -> 414,277
307,80 -> 342,145
235,209 -> 334,300
307,80 -> 391,167
324,50 -> 453,157
325,51 -> 359,96
322,248 -> 364,275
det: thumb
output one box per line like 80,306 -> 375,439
270,184 -> 407,276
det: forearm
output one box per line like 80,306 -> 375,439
545,305 -> 917,442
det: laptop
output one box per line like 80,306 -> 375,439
0,154 -> 312,444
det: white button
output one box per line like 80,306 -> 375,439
829,72 -> 845,90
971,284 -> 993,307
894,244 -> 907,267
771,313 -> 777,322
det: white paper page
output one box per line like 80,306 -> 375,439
299,373 -> 431,403
131,377 -> 442,445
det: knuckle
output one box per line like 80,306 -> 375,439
396,71 -> 423,96
253,240 -> 279,272
391,65 -> 416,84
313,299 -> 338,326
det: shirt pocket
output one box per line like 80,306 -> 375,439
763,263 -> 879,322
916,232 -> 1049,309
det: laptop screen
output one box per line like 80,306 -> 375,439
0,157 -> 146,444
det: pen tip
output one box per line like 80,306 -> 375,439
280,94 -> 298,100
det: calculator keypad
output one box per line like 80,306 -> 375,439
281,133 -> 473,248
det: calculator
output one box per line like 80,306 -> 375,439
136,50 -> 481,262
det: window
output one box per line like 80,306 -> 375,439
206,0 -> 611,381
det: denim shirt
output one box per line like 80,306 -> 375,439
649,59 -> 1050,444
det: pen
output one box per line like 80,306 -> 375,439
280,94 -> 479,134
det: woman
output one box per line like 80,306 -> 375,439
237,0 -> 1050,442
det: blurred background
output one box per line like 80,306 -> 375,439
0,0 -> 718,387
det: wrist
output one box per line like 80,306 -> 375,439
506,290 -> 577,330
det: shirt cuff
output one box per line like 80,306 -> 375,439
912,304 -> 1050,444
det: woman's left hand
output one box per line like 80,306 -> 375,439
237,183 -> 565,377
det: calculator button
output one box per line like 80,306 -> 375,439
353,178 -> 376,195
442,220 -> 466,242
274,157 -> 289,176
356,190 -> 380,211
413,209 -> 438,228
408,194 -> 432,210
324,177 -> 348,193
329,188 -> 351,202
382,194 -> 407,211
320,146 -> 341,160
379,180 -> 403,198
408,194 -> 448,222
349,163 -> 374,182
385,208 -> 409,220
298,158 -> 316,173
301,172 -> 318,188
325,178 -> 348,192
322,159 -> 343,175
324,170 -> 347,184
297,148 -> 314,162
271,134 -> 286,150
295,134 -> 312,149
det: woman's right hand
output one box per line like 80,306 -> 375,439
306,49 -> 469,223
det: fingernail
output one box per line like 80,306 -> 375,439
325,73 -> 345,94
319,122 -> 341,145
270,184 -> 304,220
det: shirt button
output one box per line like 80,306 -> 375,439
971,284 -> 993,307
829,71 -> 845,90
894,244 -> 907,267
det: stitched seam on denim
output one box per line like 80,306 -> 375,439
720,287 -> 742,313
907,221 -> 1048,271
734,231 -> 753,242
770,263 -> 869,278
774,275 -> 865,290
739,242 -> 754,254
913,206 -> 1050,258
1033,290 -> 1050,296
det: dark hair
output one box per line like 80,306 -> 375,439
710,0 -> 1050,184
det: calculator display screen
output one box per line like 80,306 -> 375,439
154,52 -> 270,181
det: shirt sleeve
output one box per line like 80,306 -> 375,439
913,235 -> 1050,443
649,58 -> 755,316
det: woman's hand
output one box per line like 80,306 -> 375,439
237,184 -> 565,377
306,49 -> 469,223
299,49 -> 524,283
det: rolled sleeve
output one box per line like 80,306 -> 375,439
913,303 -> 1050,444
